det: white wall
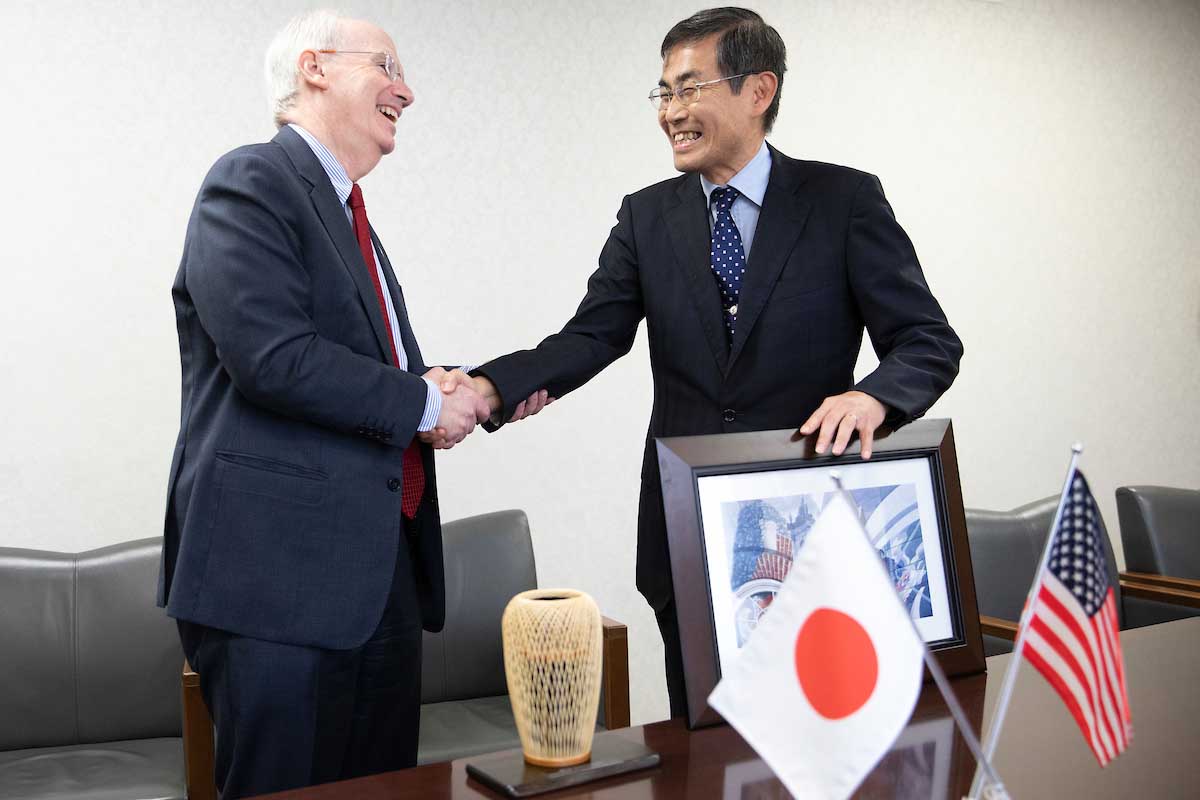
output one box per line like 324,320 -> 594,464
1,0 -> 1196,724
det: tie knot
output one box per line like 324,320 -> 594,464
348,183 -> 365,211
711,185 -> 739,213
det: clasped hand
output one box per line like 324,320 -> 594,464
417,368 -> 552,450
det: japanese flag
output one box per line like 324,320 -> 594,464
709,492 -> 925,799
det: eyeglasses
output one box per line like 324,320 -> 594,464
648,73 -> 751,112
317,50 -> 403,83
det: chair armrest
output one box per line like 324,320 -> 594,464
1120,571 -> 1200,593
182,659 -> 217,800
979,614 -> 1019,641
600,616 -> 630,729
1120,572 -> 1200,609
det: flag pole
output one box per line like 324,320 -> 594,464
967,443 -> 1084,799
830,472 -> 1006,797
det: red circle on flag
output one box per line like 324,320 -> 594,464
794,608 -> 878,719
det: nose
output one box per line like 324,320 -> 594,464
664,96 -> 688,124
393,78 -> 414,108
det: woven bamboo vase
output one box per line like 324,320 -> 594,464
502,588 -> 603,767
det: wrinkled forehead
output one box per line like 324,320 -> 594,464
340,18 -> 400,60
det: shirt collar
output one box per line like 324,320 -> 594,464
287,123 -> 354,206
700,140 -> 772,209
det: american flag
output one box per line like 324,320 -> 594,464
1021,471 -> 1133,765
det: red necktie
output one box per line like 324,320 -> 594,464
348,183 -> 425,519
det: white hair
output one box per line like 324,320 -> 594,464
264,9 -> 345,127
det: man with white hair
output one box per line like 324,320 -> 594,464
159,10 -> 499,796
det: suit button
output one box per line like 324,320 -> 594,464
723,409 -> 736,423
387,478 -> 401,492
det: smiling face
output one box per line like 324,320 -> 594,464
300,19 -> 414,180
658,35 -> 765,185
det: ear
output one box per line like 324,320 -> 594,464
297,49 -> 329,90
750,71 -> 779,118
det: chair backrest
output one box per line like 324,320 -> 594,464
420,509 -> 536,704
1116,485 -> 1200,579
0,537 -> 182,751
966,496 -> 1124,626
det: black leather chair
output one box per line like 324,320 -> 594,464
1115,486 -> 1200,628
1117,486 -> 1200,578
966,496 -> 1124,656
416,508 -> 628,763
0,538 -> 185,800
182,509 -> 630,798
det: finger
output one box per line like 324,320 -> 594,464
511,400 -> 527,422
815,407 -> 842,454
799,398 -> 832,436
441,380 -> 457,394
525,390 -> 546,416
830,412 -> 858,456
859,420 -> 874,460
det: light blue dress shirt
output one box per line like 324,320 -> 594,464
288,124 -> 441,432
699,140 -> 772,262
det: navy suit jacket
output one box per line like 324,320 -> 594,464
477,145 -> 963,612
159,126 -> 444,649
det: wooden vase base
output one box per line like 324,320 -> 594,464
523,750 -> 591,768
467,735 -> 660,797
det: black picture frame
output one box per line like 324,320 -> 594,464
656,418 -> 985,729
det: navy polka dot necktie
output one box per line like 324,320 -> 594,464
709,186 -> 746,339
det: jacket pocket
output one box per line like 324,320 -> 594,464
214,450 -> 327,506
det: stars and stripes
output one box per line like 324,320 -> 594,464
1021,471 -> 1132,765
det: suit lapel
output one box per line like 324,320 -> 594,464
664,174 -> 729,374
273,127 -> 397,365
727,147 -> 811,370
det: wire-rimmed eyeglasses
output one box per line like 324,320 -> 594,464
648,73 -> 751,112
318,50 -> 403,83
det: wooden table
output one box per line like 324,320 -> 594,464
257,618 -> 1200,799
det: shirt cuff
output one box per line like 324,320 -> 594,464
417,377 -> 442,432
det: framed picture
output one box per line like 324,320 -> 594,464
656,419 -> 985,728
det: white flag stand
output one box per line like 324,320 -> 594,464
830,472 -> 1008,799
966,444 -> 1084,799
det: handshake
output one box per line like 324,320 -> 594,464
417,368 -> 553,450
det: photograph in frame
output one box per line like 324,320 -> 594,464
697,456 -> 954,678
656,419 -> 985,728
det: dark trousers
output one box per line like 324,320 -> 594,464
655,596 -> 690,720
178,538 -> 424,799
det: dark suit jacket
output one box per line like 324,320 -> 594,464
159,126 -> 444,650
477,145 -> 963,612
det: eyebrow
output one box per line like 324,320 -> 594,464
659,69 -> 702,88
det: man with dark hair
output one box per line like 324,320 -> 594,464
465,7 -> 963,719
